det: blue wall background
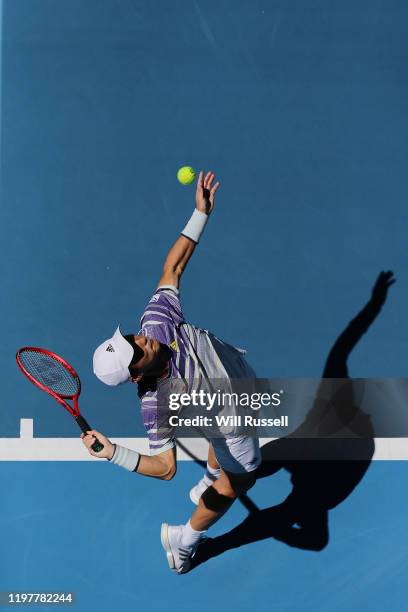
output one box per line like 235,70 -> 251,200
1,0 -> 407,436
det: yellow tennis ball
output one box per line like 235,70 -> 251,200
177,166 -> 196,185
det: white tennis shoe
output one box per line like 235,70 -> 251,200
189,476 -> 211,505
160,524 -> 195,574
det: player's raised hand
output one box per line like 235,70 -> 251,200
81,430 -> 114,459
371,270 -> 396,306
196,170 -> 220,215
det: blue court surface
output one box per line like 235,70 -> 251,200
1,1 -> 408,610
0,461 -> 407,611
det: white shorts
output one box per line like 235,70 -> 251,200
210,436 -> 261,474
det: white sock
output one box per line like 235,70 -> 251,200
202,463 -> 221,487
181,520 -> 206,549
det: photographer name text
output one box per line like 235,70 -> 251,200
169,415 -> 289,427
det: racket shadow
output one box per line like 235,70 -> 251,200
190,272 -> 394,571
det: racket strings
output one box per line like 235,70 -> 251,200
19,350 -> 79,396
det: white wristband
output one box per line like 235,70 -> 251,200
181,209 -> 208,243
109,444 -> 140,472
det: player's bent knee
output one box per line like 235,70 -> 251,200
201,485 -> 235,513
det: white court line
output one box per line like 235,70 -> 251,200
1,420 -> 408,461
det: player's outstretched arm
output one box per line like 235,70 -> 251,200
81,431 -> 177,480
158,170 -> 220,289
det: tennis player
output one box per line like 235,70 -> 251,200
82,171 -> 261,573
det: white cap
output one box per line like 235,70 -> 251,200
93,326 -> 134,386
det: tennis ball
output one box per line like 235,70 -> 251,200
177,166 -> 196,185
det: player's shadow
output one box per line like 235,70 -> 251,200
191,271 -> 395,568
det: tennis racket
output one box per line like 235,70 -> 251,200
16,347 -> 104,453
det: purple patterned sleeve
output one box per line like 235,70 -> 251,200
140,286 -> 184,329
141,390 -> 175,455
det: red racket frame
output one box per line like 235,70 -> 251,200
16,347 -> 103,452
16,347 -> 81,416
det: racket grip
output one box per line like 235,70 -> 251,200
75,416 -> 104,453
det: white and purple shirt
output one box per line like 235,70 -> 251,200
138,286 -> 256,455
